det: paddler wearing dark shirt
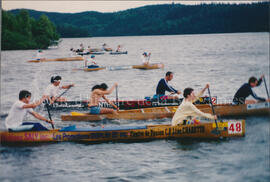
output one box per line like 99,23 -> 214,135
233,75 -> 269,104
154,71 -> 181,100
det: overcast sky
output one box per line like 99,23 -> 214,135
2,1 -> 260,13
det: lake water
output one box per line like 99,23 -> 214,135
0,33 -> 269,182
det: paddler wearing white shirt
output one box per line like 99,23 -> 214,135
5,90 -> 54,131
141,52 -> 151,65
43,75 -> 74,104
171,84 -> 217,126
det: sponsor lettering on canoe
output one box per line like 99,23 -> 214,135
247,102 -> 270,110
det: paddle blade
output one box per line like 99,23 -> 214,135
71,112 -> 86,116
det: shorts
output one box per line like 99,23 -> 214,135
89,106 -> 101,114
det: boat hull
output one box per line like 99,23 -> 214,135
132,63 -> 164,70
61,102 -> 270,121
0,121 -> 245,144
28,57 -> 84,63
110,51 -> 128,55
84,67 -> 106,72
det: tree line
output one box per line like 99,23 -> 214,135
2,2 -> 269,50
2,10 -> 60,50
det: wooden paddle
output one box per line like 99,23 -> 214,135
116,85 -> 119,110
263,76 -> 270,99
207,87 -> 220,134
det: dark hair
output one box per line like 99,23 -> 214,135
51,76 -> 62,83
248,77 -> 257,84
19,90 -> 31,100
166,71 -> 173,77
92,83 -> 108,91
100,83 -> 108,90
183,88 -> 194,98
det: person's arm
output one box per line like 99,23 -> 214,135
193,84 -> 209,103
249,87 -> 266,102
62,84 -> 74,89
102,96 -> 118,110
189,103 -> 216,120
96,83 -> 117,95
30,111 -> 54,125
257,75 -> 264,86
22,96 -> 47,109
163,79 -> 178,94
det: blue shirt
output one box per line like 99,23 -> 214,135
233,78 -> 265,104
156,78 -> 178,95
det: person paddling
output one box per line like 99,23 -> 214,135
141,52 -> 151,65
88,83 -> 118,114
43,76 -> 74,104
154,71 -> 181,100
85,55 -> 99,68
5,90 -> 54,131
171,84 -> 217,126
233,75 -> 270,105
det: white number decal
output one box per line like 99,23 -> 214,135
228,122 -> 242,134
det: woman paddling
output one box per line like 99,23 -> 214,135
88,83 -> 118,114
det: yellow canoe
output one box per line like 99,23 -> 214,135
132,63 -> 164,70
61,102 -> 270,121
0,120 -> 245,144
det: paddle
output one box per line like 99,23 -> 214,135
56,86 -> 72,100
116,85 -> 119,110
263,76 -> 270,99
45,100 -> 54,129
207,87 -> 220,134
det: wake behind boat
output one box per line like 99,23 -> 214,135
28,56 -> 84,63
0,120 -> 245,144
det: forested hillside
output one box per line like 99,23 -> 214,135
2,10 -> 59,50
9,2 -> 268,38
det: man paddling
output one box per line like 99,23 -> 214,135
155,71 -> 181,100
172,84 -> 217,126
43,76 -> 74,104
88,83 -> 118,114
141,52 -> 151,65
5,90 -> 54,131
85,55 -> 99,68
233,75 -> 270,105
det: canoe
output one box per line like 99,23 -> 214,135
61,102 -> 270,121
132,63 -> 164,70
28,57 -> 84,63
110,51 -> 128,55
84,67 -> 106,72
46,97 -> 214,110
78,52 -> 105,56
0,120 -> 245,144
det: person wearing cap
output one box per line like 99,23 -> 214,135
85,55 -> 99,68
154,71 -> 181,100
36,49 -> 45,61
5,90 -> 54,131
141,52 -> 151,65
43,76 -> 74,104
